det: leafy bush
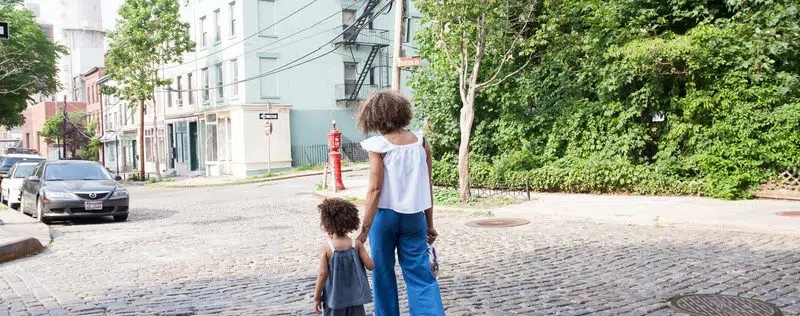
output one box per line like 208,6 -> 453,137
415,0 -> 800,199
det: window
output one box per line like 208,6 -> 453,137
201,68 -> 210,102
230,59 -> 238,97
167,84 -> 173,107
176,76 -> 183,106
213,9 -> 221,43
199,16 -> 207,47
206,123 -> 218,161
258,0 -> 276,36
344,62 -> 358,95
187,73 -> 194,104
404,17 -> 411,43
215,63 -> 224,99
259,57 -> 278,98
229,1 -> 236,36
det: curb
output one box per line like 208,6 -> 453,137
310,190 -> 491,213
152,165 -> 370,188
0,237 -> 44,263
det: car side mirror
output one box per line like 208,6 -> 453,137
27,175 -> 40,182
114,175 -> 122,181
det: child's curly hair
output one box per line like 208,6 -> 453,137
318,198 -> 361,237
356,90 -> 412,134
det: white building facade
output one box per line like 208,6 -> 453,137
25,0 -> 106,103
157,0 -> 422,178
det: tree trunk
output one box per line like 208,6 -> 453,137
153,106 -> 162,180
138,100 -> 146,180
457,100 -> 475,203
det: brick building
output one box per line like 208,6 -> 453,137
20,101 -> 87,159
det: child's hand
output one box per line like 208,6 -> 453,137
314,296 -> 322,314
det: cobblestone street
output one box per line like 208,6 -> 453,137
1,175 -> 799,315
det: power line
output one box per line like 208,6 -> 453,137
163,0 -> 367,77
161,1 -> 392,94
162,0 -> 322,72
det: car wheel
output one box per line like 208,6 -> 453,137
113,215 -> 128,222
36,198 -> 51,224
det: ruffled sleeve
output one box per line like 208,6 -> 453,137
360,135 -> 394,153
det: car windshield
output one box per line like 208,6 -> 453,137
44,163 -> 112,181
0,157 -> 44,171
11,165 -> 36,178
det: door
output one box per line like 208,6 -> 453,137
21,162 -> 44,213
189,122 -> 198,171
167,124 -> 175,169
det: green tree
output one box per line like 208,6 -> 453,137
38,110 -> 92,158
0,0 -> 67,127
414,0 -> 539,202
414,0 -> 800,199
104,0 -> 194,179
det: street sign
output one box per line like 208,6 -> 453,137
264,121 -> 273,136
397,56 -> 422,68
259,113 -> 278,120
0,22 -> 9,40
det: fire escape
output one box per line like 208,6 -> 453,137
335,0 -> 390,106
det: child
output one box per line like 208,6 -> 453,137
314,198 -> 374,315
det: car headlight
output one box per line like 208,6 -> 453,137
112,190 -> 128,198
45,191 -> 76,200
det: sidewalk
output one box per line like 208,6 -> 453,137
153,164 -> 370,188
0,206 -> 51,263
316,170 -> 800,234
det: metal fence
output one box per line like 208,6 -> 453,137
291,142 -> 369,167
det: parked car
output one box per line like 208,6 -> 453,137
0,162 -> 38,208
0,154 -> 45,181
20,160 -> 128,224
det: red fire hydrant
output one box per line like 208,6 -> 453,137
328,120 -> 346,191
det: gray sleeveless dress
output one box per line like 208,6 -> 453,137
323,239 -> 373,316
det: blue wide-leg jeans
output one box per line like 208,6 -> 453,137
369,208 -> 445,316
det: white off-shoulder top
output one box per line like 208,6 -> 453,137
359,130 -> 432,214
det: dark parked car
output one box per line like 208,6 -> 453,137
0,154 -> 45,180
20,160 -> 129,224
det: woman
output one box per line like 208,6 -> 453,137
356,91 -> 445,316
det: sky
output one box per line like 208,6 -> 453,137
102,0 -> 123,32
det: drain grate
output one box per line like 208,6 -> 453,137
776,211 -> 800,218
466,218 -> 530,228
668,294 -> 782,316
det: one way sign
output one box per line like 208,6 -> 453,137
0,22 -> 9,40
259,113 -> 278,120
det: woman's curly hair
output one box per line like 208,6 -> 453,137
318,198 -> 361,236
356,90 -> 412,134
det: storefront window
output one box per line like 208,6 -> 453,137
206,123 -> 218,162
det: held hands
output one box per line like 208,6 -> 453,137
356,229 -> 369,244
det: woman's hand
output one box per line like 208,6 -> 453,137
313,296 -> 322,314
356,229 -> 369,244
427,226 -> 438,244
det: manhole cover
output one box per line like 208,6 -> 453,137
668,294 -> 782,316
776,211 -> 800,218
466,218 -> 530,228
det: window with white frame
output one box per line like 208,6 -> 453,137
229,1 -> 236,37
167,84 -> 173,107
187,72 -> 194,104
259,57 -> 278,98
213,9 -> 221,43
258,0 -> 276,36
176,75 -> 183,105
199,16 -> 207,48
230,59 -> 238,97
216,63 -> 224,99
201,68 -> 210,102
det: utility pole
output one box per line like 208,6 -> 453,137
391,0 -> 405,91
62,95 -> 68,159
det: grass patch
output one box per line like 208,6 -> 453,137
433,187 -> 518,208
